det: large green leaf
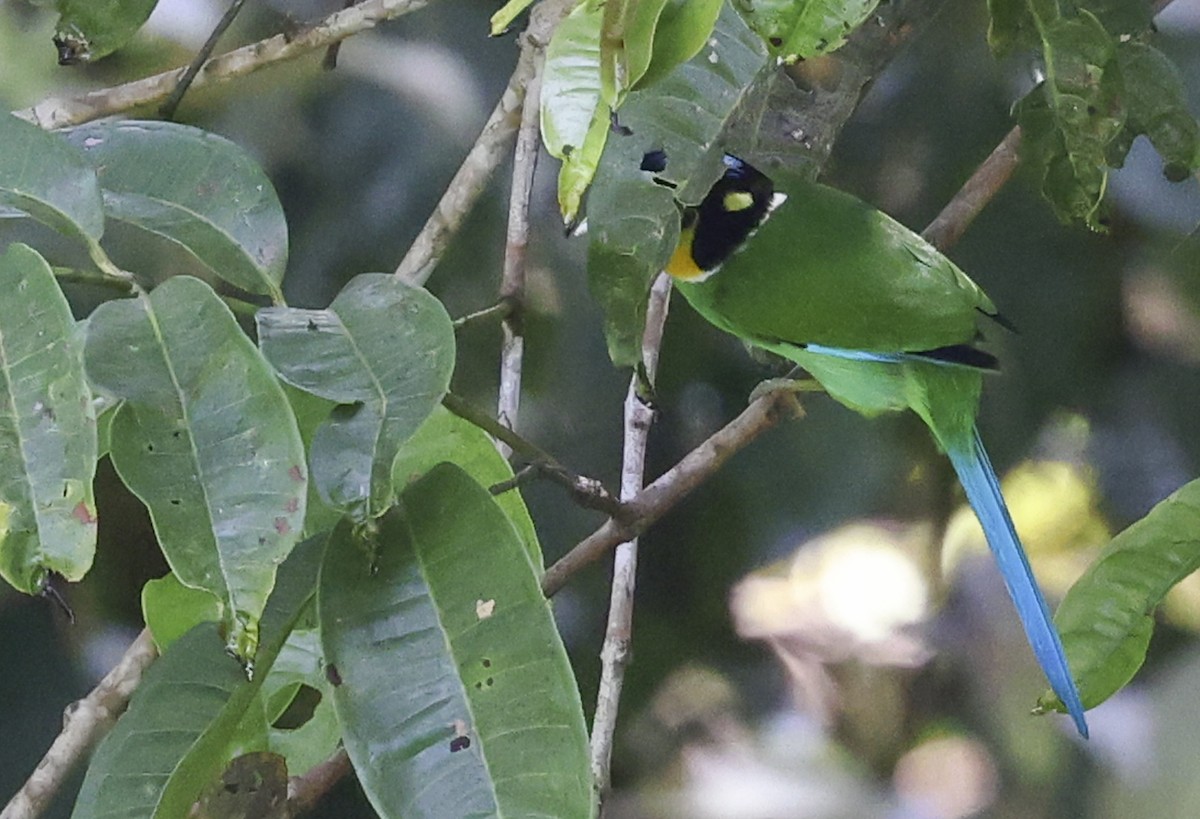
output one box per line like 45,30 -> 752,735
0,112 -> 105,252
731,0 -> 881,62
72,534 -> 325,819
1038,478 -> 1200,715
541,1 -> 610,224
65,120 -> 288,300
319,465 -> 593,819
52,0 -> 159,64
392,405 -> 542,572
85,276 -> 307,661
256,273 -> 455,520
586,3 -> 771,366
0,243 -> 97,593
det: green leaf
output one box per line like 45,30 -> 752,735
1039,478 -> 1200,715
0,112 -> 105,250
490,0 -> 535,35
72,534 -> 325,819
558,102 -> 612,226
1015,10 -> 1122,229
65,120 -> 288,300
599,0 -> 669,108
256,274 -> 455,520
586,3 -> 771,366
281,384 -> 342,538
319,465 -> 593,819
52,0 -> 159,64
0,243 -> 97,594
142,572 -> 223,651
731,0 -> 881,61
260,628 -> 340,777
541,1 -> 609,221
85,276 -> 307,661
990,3 -> 1198,227
1115,42 -> 1200,183
392,405 -> 542,572
634,0 -> 726,90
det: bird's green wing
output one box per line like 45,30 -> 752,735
678,174 -> 997,354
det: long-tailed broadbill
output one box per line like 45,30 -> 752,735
663,154 -> 1088,737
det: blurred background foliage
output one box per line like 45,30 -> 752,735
2,0 -> 1200,817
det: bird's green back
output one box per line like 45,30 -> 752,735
676,173 -> 997,356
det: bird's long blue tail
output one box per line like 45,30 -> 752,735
945,428 -> 1089,737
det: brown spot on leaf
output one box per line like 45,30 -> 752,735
288,465 -> 305,482
72,502 -> 97,526
274,517 -> 291,535
450,735 -> 470,752
285,497 -> 299,514
325,663 -> 342,686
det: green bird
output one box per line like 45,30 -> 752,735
665,154 -> 1088,736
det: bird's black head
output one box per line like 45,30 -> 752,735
660,154 -> 776,281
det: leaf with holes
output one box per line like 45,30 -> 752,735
260,628 -> 341,777
256,273 -> 455,520
319,465 -> 592,819
0,243 -> 97,594
85,276 -> 306,661
65,120 -> 288,300
731,0 -> 880,61
586,2 -> 771,365
72,534 -> 324,819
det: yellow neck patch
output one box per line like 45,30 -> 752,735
665,228 -> 707,281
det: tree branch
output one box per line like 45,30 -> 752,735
393,0 -> 576,285
541,387 -> 803,597
588,273 -> 672,798
494,23 -> 547,458
286,748 -> 353,816
1,628 -> 159,819
441,392 -> 625,517
921,126 -> 1022,251
15,0 -> 434,130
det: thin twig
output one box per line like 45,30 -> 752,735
588,273 -> 672,797
489,463 -> 624,518
15,0 -> 434,130
494,27 -> 546,458
442,392 -> 624,516
1,629 -> 159,819
159,0 -> 251,120
286,748 -> 353,816
452,299 -> 515,330
393,0 -> 575,286
541,387 -> 803,597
